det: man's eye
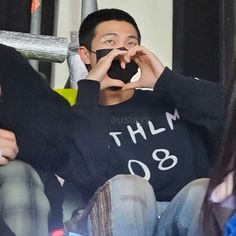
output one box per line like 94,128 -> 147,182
105,40 -> 114,44
127,42 -> 137,47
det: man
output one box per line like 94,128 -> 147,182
0,128 -> 50,236
64,8 -> 224,236
0,44 -> 68,236
0,68 -> 51,236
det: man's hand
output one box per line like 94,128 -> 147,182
85,49 -> 127,90
85,46 -> 165,91
0,129 -> 19,165
122,46 -> 165,90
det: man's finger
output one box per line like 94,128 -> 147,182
122,81 -> 140,91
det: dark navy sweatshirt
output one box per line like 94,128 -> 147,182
0,43 -> 224,204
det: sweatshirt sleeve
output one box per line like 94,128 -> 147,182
0,43 -> 74,172
154,67 -> 224,158
69,80 -> 110,198
76,79 -> 100,108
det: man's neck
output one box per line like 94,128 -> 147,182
99,88 -> 135,106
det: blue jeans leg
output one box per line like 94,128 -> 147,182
86,174 -> 157,236
108,174 -> 157,236
155,178 -> 209,236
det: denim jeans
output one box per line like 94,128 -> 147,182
105,174 -> 158,236
66,176 -> 209,236
155,178 -> 209,236
66,174 -> 158,236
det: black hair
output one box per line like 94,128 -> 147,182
79,8 -> 141,50
201,56 -> 236,233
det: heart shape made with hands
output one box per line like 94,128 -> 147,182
96,48 -> 139,83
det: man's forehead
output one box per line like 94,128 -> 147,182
94,21 -> 138,38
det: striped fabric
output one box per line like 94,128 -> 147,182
65,181 -> 112,236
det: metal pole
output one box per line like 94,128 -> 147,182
67,31 -> 88,88
81,0 -> 98,20
67,0 -> 98,88
30,0 -> 43,70
0,30 -> 68,63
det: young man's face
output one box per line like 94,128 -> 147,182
89,20 -> 139,68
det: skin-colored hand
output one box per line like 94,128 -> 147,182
85,46 -> 165,91
121,46 -> 165,90
0,129 -> 19,165
85,48 -> 127,90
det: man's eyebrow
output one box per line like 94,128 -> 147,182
101,33 -> 138,40
127,35 -> 139,41
101,33 -> 119,38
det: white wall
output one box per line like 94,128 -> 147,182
52,0 -> 173,88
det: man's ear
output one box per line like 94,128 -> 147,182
78,46 -> 91,65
